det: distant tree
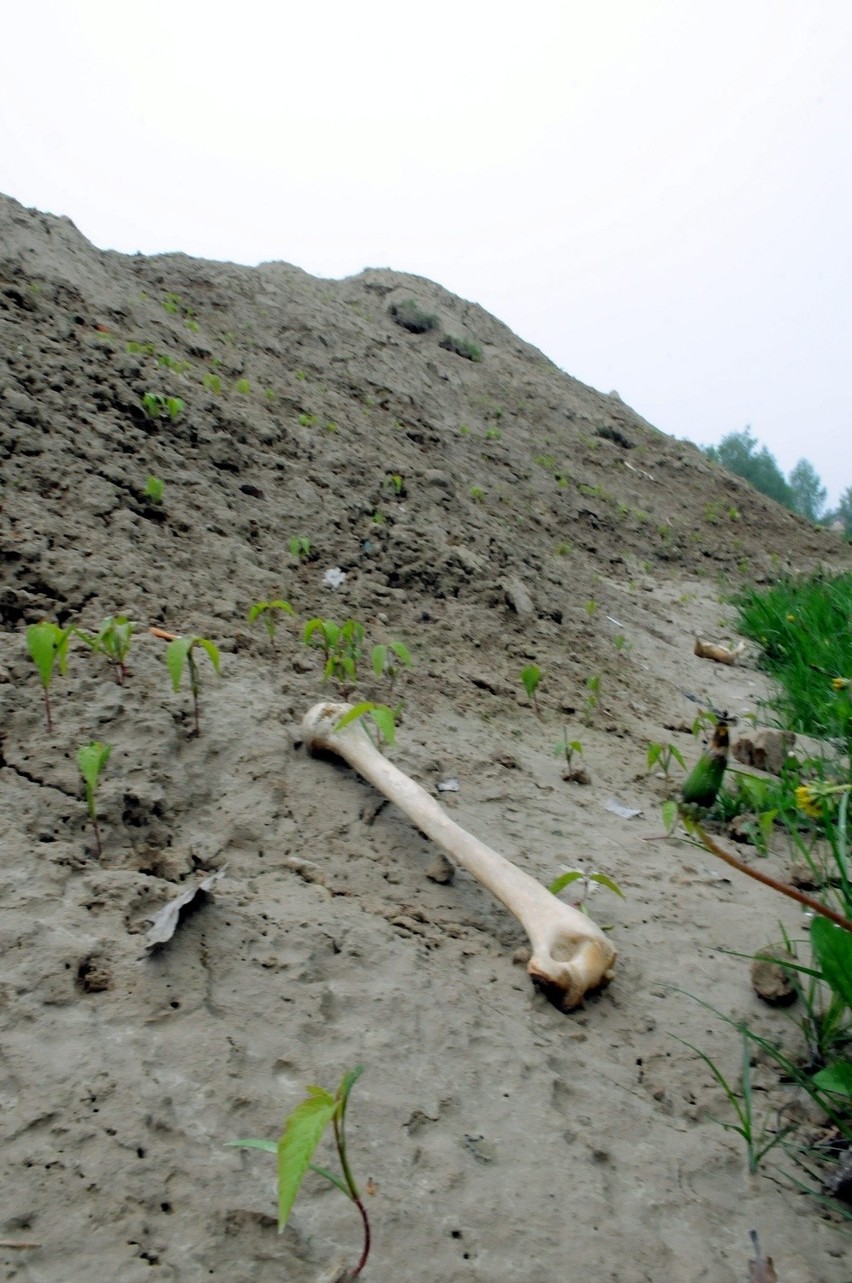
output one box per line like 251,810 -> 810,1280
788,458 -> 827,523
703,427 -> 795,510
831,484 -> 852,539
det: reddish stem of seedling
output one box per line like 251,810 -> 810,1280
43,687 -> 53,733
690,817 -> 852,932
350,1197 -> 371,1278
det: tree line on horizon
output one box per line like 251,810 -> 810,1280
702,428 -> 851,539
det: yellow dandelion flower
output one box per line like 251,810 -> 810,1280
831,676 -> 849,691
795,785 -> 821,818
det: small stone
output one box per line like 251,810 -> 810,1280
426,853 -> 454,884
504,577 -> 535,615
512,945 -> 532,965
751,950 -> 797,1007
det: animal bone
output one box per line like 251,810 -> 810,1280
301,702 -> 617,1010
694,635 -> 745,665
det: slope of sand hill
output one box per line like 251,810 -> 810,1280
1,193 -> 850,1282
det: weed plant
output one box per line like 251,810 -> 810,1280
734,571 -> 852,759
229,1066 -> 371,1277
683,572 -> 852,1214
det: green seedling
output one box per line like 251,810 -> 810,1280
384,473 -> 405,496
166,635 -> 221,737
234,377 -> 251,394
143,475 -> 164,505
677,1029 -> 790,1175
646,741 -> 686,777
469,486 -> 485,502
554,731 -> 583,772
298,412 -> 317,427
520,664 -> 542,715
336,701 -> 399,750
77,615 -> 134,685
584,599 -> 599,618
582,674 -> 601,724
228,1066 -> 371,1278
203,372 -> 222,394
127,340 -> 156,356
289,536 -> 311,561
26,620 -> 73,731
142,392 -> 184,421
77,741 -> 111,858
371,642 -> 411,692
248,599 -> 295,648
157,353 -> 190,374
548,866 -> 624,913
304,619 -> 364,694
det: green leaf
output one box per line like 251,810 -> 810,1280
390,641 -> 411,666
670,745 -> 686,770
76,741 -> 111,791
812,1062 -> 852,1098
309,1163 -> 350,1196
166,637 -> 192,692
276,1094 -> 338,1230
26,621 -> 66,687
372,644 -> 387,676
647,743 -> 662,770
370,704 -> 397,746
520,664 -> 541,698
548,870 -> 583,896
588,872 -> 625,898
811,917 -> 852,1008
227,1138 -> 278,1153
661,799 -> 678,834
196,637 -> 221,674
335,702 -> 377,733
337,1064 -> 364,1109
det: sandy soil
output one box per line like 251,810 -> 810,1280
1,192 -> 851,1283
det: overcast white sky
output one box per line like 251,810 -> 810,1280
3,1 -> 850,506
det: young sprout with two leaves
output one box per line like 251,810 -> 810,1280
248,599 -> 294,650
289,536 -> 311,561
646,740 -> 686,777
371,641 -> 411,692
229,1066 -> 371,1279
548,865 -> 624,914
166,635 -> 220,737
304,618 -> 364,695
26,620 -> 73,731
77,615 -> 134,685
554,730 -> 583,773
520,663 -> 542,716
77,741 -> 111,858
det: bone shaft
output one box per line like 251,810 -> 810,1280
322,728 -> 588,940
